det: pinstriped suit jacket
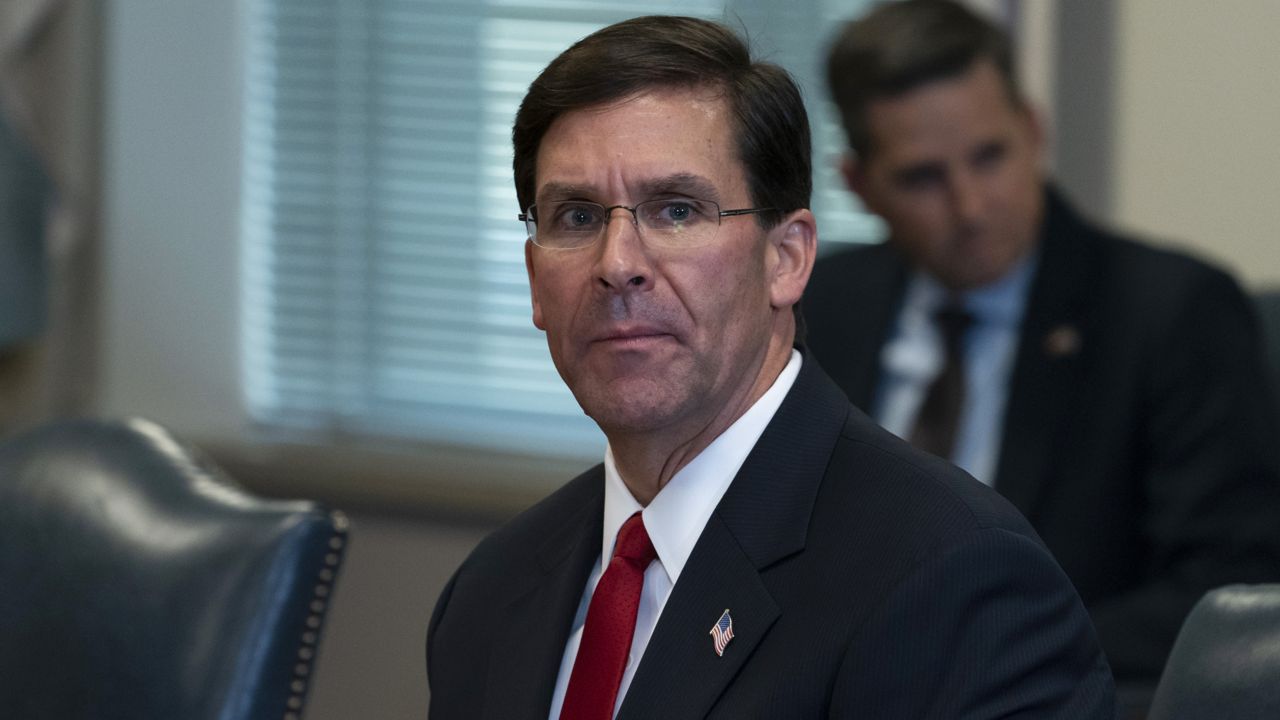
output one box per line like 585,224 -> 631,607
427,355 -> 1116,719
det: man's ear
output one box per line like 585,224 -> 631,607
767,208 -> 817,311
840,151 -> 885,218
840,153 -> 868,201
1023,103 -> 1049,171
525,240 -> 546,330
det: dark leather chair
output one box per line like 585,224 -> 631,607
0,418 -> 349,720
1147,584 -> 1280,719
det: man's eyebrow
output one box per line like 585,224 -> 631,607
636,174 -> 721,202
537,182 -> 595,202
536,174 -> 723,203
891,161 -> 945,184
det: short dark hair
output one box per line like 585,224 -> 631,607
826,0 -> 1022,158
512,15 -> 812,228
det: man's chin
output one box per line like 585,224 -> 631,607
574,378 -> 687,436
932,255 -> 1019,291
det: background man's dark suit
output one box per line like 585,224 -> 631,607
804,186 -> 1280,680
428,356 -> 1115,719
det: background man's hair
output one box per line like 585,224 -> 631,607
825,0 -> 1022,158
512,15 -> 811,228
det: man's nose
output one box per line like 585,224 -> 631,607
594,209 -> 654,292
949,173 -> 984,224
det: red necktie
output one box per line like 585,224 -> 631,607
559,512 -> 657,720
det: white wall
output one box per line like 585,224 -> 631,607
1111,0 -> 1280,287
98,0 -> 246,441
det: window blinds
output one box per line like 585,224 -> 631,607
241,0 -> 876,459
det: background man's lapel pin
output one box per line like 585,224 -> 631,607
709,608 -> 734,657
1044,324 -> 1082,358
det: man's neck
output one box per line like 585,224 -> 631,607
607,336 -> 794,506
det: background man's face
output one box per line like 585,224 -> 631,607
849,60 -> 1045,291
525,88 -> 778,438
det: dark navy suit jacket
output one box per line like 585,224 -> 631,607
804,187 -> 1280,681
427,354 -> 1116,718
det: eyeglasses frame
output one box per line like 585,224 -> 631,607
518,199 -> 777,250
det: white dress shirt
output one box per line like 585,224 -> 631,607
874,253 -> 1037,485
546,350 -> 802,720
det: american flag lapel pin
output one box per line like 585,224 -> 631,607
709,608 -> 734,657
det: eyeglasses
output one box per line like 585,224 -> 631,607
519,198 -> 775,250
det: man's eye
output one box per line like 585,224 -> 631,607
895,167 -> 945,192
663,202 -> 694,222
646,200 -> 707,226
553,204 -> 602,231
972,142 -> 1007,171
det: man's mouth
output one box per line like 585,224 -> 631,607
593,324 -> 673,348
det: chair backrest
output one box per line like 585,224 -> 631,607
1147,584 -> 1280,720
0,418 -> 348,720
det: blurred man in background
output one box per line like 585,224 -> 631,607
807,0 -> 1280,683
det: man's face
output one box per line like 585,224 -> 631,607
525,88 -> 783,438
848,60 -> 1045,291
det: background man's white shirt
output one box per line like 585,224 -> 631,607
874,254 -> 1036,485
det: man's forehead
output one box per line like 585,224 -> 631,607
862,63 -> 1023,165
532,89 -> 745,201
582,84 -> 729,119
537,87 -> 732,149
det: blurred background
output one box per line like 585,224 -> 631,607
1,1 -> 1277,717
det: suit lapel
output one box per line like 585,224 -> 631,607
481,471 -> 604,720
618,357 -> 849,720
808,244 -> 907,410
995,189 -> 1096,517
849,247 -> 907,410
618,513 -> 779,720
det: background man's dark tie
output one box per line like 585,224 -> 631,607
909,305 -> 973,459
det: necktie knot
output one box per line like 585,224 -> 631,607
613,512 -> 656,566
934,304 -> 974,350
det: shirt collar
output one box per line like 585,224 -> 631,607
905,247 -> 1039,327
601,349 -> 802,585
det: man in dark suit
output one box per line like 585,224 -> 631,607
428,15 -> 1115,719
807,0 -> 1280,684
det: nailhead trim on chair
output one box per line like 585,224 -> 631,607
283,510 -> 350,720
